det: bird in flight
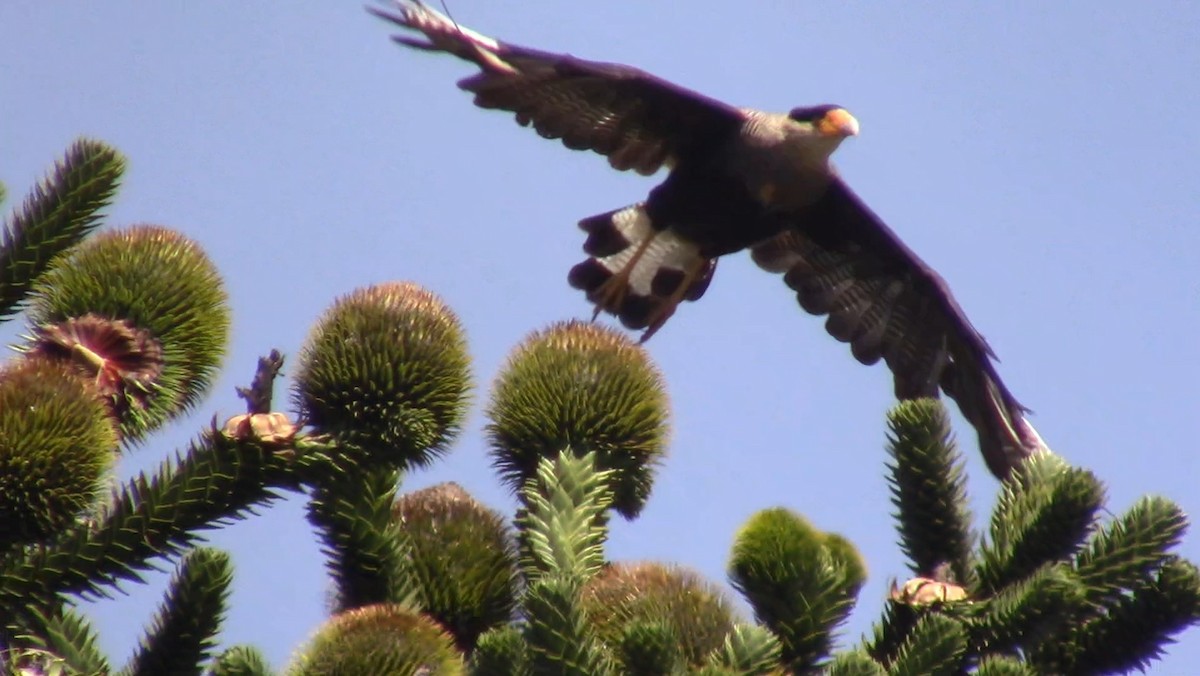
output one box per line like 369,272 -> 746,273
370,1 -> 1049,478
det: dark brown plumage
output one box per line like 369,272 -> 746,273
371,1 -> 1049,478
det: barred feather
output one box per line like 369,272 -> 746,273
569,205 -> 714,330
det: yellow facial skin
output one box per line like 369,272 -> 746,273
817,108 -> 860,137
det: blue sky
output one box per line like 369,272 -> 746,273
3,1 -> 1198,670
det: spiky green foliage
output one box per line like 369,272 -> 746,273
688,667 -> 742,676
0,139 -> 125,319
866,599 -> 920,668
0,155 -> 1193,676
307,467 -> 418,613
523,575 -> 614,676
580,562 -> 736,668
615,621 -> 681,676
208,645 -> 273,676
977,454 -> 1105,593
393,482 -> 519,652
1031,557 -> 1200,673
888,614 -> 966,676
965,563 -> 1084,657
0,648 -> 74,676
487,320 -> 669,519
974,656 -> 1037,676
121,547 -> 233,676
293,282 -> 471,469
11,607 -> 109,676
286,604 -> 465,676
0,359 -> 117,548
27,225 -> 230,441
517,451 -> 615,675
1073,495 -> 1188,603
517,450 -> 612,584
827,648 -> 886,676
886,400 -> 975,586
470,625 -> 528,676
729,508 -> 865,672
865,399 -> 1199,673
0,430 -> 288,625
688,667 -> 739,676
824,533 -> 870,593
704,624 -> 783,674
1073,557 -> 1200,673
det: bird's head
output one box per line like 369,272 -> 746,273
788,104 -> 860,139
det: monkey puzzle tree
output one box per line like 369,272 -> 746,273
0,141 -> 1196,675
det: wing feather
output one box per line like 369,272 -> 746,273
371,2 -> 745,174
751,178 -> 1045,477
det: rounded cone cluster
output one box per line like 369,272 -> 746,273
288,604 -> 464,675
486,320 -> 669,519
293,282 -> 470,469
0,359 -> 117,547
393,482 -> 519,650
580,562 -> 736,666
27,225 -> 230,442
730,508 -> 868,601
821,532 -> 868,589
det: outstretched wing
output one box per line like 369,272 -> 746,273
370,1 -> 745,175
751,178 -> 1045,477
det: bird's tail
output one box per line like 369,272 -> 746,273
941,361 -> 1050,479
568,204 -> 716,340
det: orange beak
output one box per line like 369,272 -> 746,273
817,108 -> 860,137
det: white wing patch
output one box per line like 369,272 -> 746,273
595,205 -> 703,296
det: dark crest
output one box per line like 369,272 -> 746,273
788,104 -> 844,122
